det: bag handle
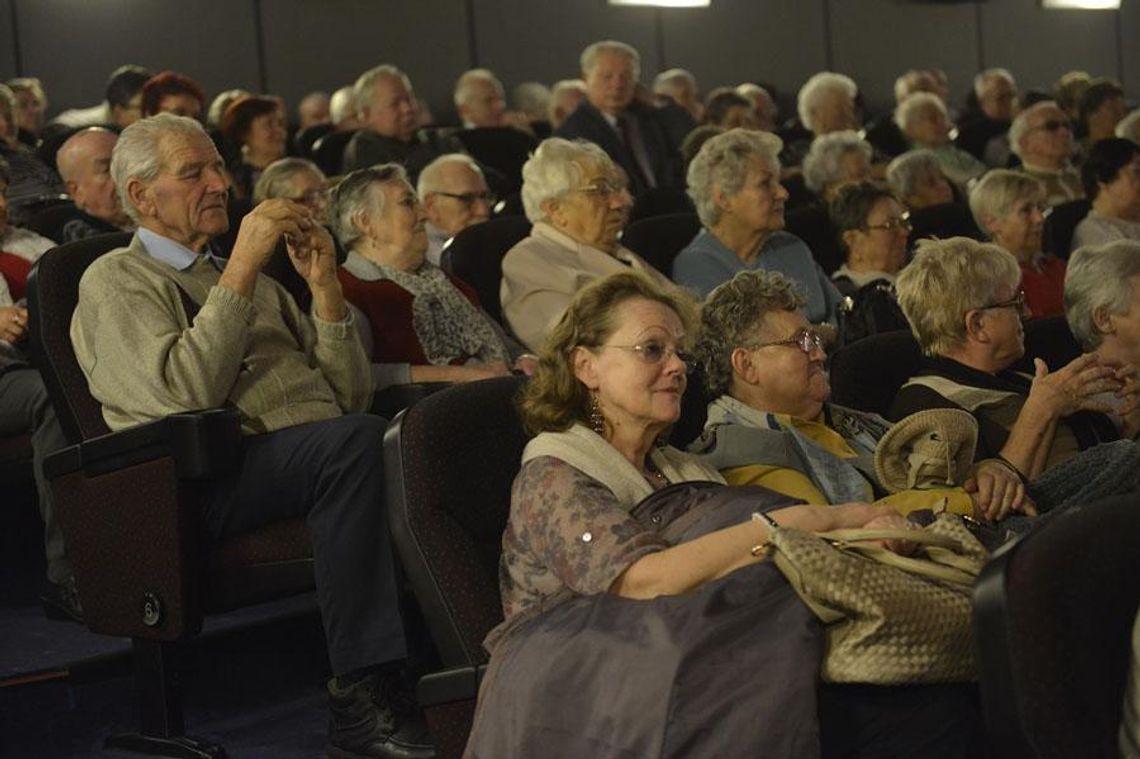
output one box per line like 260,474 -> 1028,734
817,527 -> 963,551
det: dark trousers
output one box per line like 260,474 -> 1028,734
820,682 -> 991,759
0,367 -> 71,583
201,414 -> 407,676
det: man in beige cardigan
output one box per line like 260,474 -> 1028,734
69,114 -> 431,759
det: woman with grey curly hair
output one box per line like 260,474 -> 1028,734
330,163 -> 534,385
689,269 -> 1022,519
673,128 -> 842,326
886,149 -> 954,210
500,137 -> 670,352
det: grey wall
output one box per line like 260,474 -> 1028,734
6,0 -> 1140,124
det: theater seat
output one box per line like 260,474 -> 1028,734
907,201 -> 985,247
312,129 -> 357,176
829,329 -> 923,416
452,127 -> 537,194
27,233 -> 315,758
383,376 -> 529,759
1042,198 -> 1091,260
620,211 -> 701,279
440,215 -> 532,327
973,490 -> 1140,758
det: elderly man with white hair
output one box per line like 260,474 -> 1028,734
416,153 -> 495,265
781,71 -> 861,167
548,79 -> 586,130
500,137 -> 670,351
736,82 -> 778,132
1011,100 -> 1082,207
343,64 -> 464,181
555,40 -> 683,197
958,68 -> 1018,166
895,92 -> 985,187
328,85 -> 362,132
69,113 -> 433,759
55,127 -> 134,242
653,67 -> 703,122
453,68 -> 533,134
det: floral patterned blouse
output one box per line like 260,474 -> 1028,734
489,456 -> 671,648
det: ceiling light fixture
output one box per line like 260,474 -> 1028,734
608,0 -> 711,7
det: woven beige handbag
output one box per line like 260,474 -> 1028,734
762,512 -> 988,684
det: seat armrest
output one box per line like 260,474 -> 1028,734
44,408 -> 242,480
371,382 -> 452,420
416,665 -> 487,707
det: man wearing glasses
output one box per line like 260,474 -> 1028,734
417,153 -> 495,265
1010,101 -> 1083,208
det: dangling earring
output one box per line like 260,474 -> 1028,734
590,394 -> 605,436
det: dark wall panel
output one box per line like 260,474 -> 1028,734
260,0 -> 472,121
980,0 -> 1119,95
660,0 -> 827,109
16,0 -> 261,115
474,0 -> 658,101
1119,2 -> 1140,95
0,0 -> 16,81
829,0 -> 979,114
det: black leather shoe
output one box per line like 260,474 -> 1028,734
327,673 -> 434,759
40,576 -> 84,624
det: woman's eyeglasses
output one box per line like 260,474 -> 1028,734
863,214 -> 912,233
597,341 -> 694,373
1029,118 -> 1071,134
435,190 -> 498,206
749,329 -> 825,355
980,289 -> 1027,312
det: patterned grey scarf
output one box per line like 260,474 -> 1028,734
352,254 -> 509,366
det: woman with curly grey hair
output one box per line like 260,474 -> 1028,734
673,128 -> 842,326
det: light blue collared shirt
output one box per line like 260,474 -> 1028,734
137,227 -> 226,272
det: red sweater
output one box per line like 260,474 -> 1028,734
0,252 -> 33,302
1020,255 -> 1066,319
338,269 -> 483,365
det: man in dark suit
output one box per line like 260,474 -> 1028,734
554,40 -> 683,198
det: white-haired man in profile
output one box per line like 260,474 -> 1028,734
554,40 -> 683,196
548,79 -> 586,130
736,82 -> 778,132
653,68 -> 703,122
417,153 -> 495,265
329,85 -> 362,132
69,113 -> 433,759
55,127 -> 134,242
342,64 -> 464,181
453,68 -> 533,134
782,71 -> 862,167
958,67 -> 1019,166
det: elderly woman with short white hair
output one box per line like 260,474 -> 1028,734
674,128 -> 842,326
801,130 -> 874,202
332,163 -> 532,385
797,72 -> 859,138
894,93 -> 985,188
1066,240 -> 1140,380
500,137 -> 670,352
969,169 -> 1066,318
886,149 -> 955,210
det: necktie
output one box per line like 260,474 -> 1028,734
618,113 -> 657,189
